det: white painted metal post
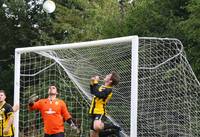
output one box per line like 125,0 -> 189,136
14,50 -> 21,137
131,36 -> 139,137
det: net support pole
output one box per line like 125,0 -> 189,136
131,36 -> 139,137
14,50 -> 21,137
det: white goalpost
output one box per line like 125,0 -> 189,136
14,36 -> 200,137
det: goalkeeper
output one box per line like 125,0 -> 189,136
28,83 -> 79,137
89,71 -> 120,137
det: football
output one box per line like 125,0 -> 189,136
43,0 -> 56,13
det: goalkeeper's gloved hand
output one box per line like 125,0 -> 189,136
67,118 -> 80,134
28,94 -> 39,106
70,123 -> 80,134
70,122 -> 77,130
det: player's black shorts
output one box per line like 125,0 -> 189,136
44,132 -> 64,137
0,136 -> 14,137
90,114 -> 106,130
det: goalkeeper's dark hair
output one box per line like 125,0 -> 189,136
50,81 -> 57,86
49,82 -> 59,91
111,71 -> 120,86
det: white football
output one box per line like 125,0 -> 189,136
43,0 -> 56,13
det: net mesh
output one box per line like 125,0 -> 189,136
16,37 -> 200,137
138,38 -> 200,137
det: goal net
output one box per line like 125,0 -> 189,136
14,36 -> 200,137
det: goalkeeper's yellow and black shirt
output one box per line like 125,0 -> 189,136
89,80 -> 113,115
0,102 -> 14,137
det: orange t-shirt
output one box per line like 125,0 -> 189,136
30,98 -> 72,135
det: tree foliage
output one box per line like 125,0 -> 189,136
179,0 -> 200,78
0,0 -> 200,104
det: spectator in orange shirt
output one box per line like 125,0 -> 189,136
28,83 -> 79,137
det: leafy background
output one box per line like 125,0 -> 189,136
0,0 -> 199,105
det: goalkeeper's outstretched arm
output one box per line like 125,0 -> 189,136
61,100 -> 80,134
28,94 -> 39,108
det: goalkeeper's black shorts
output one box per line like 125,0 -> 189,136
44,132 -> 64,137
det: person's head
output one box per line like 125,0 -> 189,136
104,71 -> 120,86
48,83 -> 58,96
0,90 -> 6,102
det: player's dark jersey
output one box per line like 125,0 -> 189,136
0,102 -> 14,136
89,81 -> 113,115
